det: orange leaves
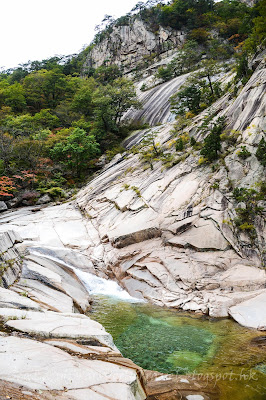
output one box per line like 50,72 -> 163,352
0,176 -> 16,198
13,170 -> 37,183
0,170 -> 37,200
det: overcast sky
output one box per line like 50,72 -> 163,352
0,0 -> 141,70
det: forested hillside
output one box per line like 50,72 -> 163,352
0,0 -> 265,207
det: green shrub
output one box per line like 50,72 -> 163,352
256,138 -> 266,166
232,186 -> 265,244
156,66 -> 174,82
235,53 -> 252,83
237,146 -> 251,159
175,138 -> 184,151
220,129 -> 240,144
45,187 -> 66,198
131,186 -> 141,197
190,137 -> 197,146
200,118 -> 225,162
188,28 -> 210,44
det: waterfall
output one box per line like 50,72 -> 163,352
30,248 -> 142,302
75,269 -> 143,302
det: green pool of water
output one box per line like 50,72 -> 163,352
88,295 -> 266,400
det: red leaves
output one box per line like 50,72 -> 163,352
13,170 -> 37,183
0,176 -> 16,198
0,170 -> 37,200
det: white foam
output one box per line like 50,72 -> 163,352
75,269 -> 143,302
30,249 -> 143,302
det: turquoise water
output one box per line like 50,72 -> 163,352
88,295 -> 266,400
115,313 -> 214,374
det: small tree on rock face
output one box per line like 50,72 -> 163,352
171,59 -> 222,116
256,137 -> 266,167
50,128 -> 100,178
200,117 -> 225,162
195,59 -> 221,99
235,52 -> 252,83
171,84 -> 202,115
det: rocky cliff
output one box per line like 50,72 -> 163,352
83,18 -> 184,74
0,58 -> 265,399
76,54 -> 266,328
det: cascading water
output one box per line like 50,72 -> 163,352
30,248 -> 142,302
75,269 -> 142,302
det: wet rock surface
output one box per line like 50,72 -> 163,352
144,370 -> 219,400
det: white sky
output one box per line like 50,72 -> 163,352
0,0 -> 140,70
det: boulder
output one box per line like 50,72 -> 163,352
0,201 -> 7,212
229,291 -> 266,330
7,196 -> 22,208
36,193 -> 52,205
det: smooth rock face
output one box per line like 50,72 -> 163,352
0,336 -> 146,400
0,287 -> 41,310
125,73 -> 189,125
0,230 -> 23,287
12,278 -> 75,313
75,64 -> 266,327
229,292 -> 266,330
218,265 -> 266,291
4,310 -> 116,347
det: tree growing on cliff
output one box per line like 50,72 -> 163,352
200,117 -> 225,162
171,59 -> 221,116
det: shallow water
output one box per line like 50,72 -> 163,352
88,295 -> 266,400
